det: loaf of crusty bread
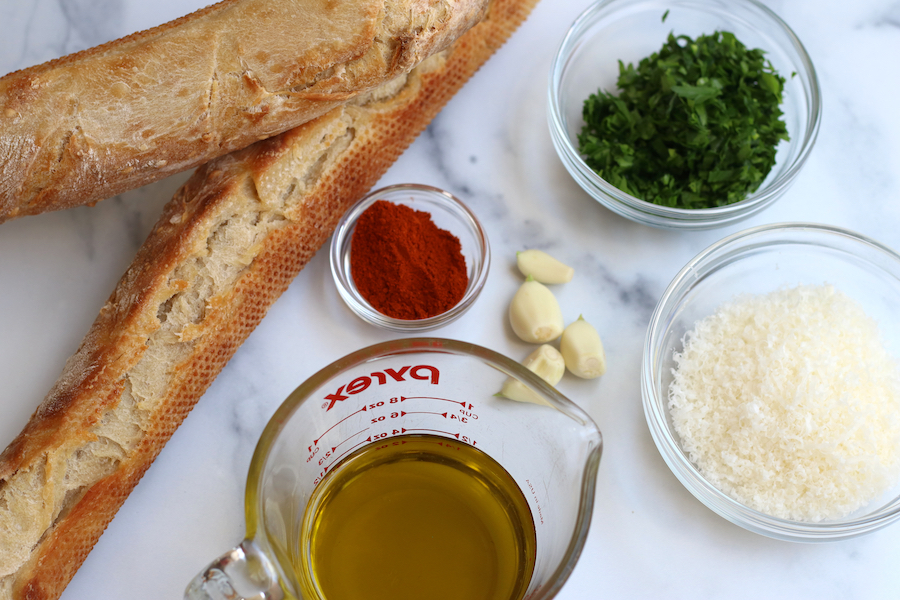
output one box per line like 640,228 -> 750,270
0,0 -> 489,224
0,0 -> 537,596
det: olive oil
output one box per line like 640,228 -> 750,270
297,435 -> 536,600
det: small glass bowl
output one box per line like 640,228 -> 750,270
330,183 -> 490,332
642,223 -> 900,541
548,0 -> 822,230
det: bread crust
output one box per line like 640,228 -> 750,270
0,0 -> 537,597
0,0 -> 489,224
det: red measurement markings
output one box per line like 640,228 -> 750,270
330,428 -> 369,453
402,411 -> 447,418
403,396 -> 470,408
373,439 -> 409,451
330,435 -> 373,464
314,428 -> 370,466
310,405 -> 369,449
402,428 -> 478,446
314,434 -> 374,485
399,410 -> 470,424
402,428 -> 459,438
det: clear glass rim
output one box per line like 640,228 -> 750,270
642,222 -> 900,540
329,183 -> 491,331
548,0 -> 823,230
245,338 -> 603,597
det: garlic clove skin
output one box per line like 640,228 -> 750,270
508,277 -> 564,343
522,344 -> 565,386
516,249 -> 574,284
497,378 -> 554,407
560,315 -> 606,379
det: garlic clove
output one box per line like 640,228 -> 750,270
560,315 -> 606,379
497,345 -> 564,406
522,344 -> 565,386
516,249 -> 574,284
497,378 -> 554,407
508,277 -> 564,343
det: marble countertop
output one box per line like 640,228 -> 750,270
1,0 -> 899,598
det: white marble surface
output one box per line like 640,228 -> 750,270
1,0 -> 899,598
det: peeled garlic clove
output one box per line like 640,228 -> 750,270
560,316 -> 606,379
508,277 -> 564,343
497,378 -> 553,407
522,344 -> 565,386
497,345 -> 564,406
516,249 -> 574,284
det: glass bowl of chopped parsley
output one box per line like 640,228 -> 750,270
643,223 -> 900,540
548,0 -> 821,230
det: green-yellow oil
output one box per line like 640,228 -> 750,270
297,434 -> 536,600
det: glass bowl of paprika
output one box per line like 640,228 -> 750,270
330,183 -> 491,332
548,0 -> 822,230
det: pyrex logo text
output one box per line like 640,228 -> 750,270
323,365 -> 440,411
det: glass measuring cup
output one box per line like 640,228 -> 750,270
185,338 -> 602,600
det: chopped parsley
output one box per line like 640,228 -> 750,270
577,31 -> 789,209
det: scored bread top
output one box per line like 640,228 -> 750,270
0,0 -> 538,596
0,0 -> 488,223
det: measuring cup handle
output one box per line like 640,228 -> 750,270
184,539 -> 284,600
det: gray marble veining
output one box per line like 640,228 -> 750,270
1,0 -> 899,598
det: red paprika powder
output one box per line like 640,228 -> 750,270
350,200 -> 468,320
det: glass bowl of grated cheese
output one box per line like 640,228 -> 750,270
643,223 -> 900,541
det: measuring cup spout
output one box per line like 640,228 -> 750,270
185,539 -> 284,600
188,339 -> 602,600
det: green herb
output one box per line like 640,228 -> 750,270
577,31 -> 789,209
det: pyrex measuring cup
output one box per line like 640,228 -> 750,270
185,338 -> 602,600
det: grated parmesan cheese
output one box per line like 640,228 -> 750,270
669,284 -> 900,522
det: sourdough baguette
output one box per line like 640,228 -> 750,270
0,0 -> 489,224
0,0 -> 538,596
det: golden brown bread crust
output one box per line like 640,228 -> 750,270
0,0 -> 538,597
0,0 -> 489,224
